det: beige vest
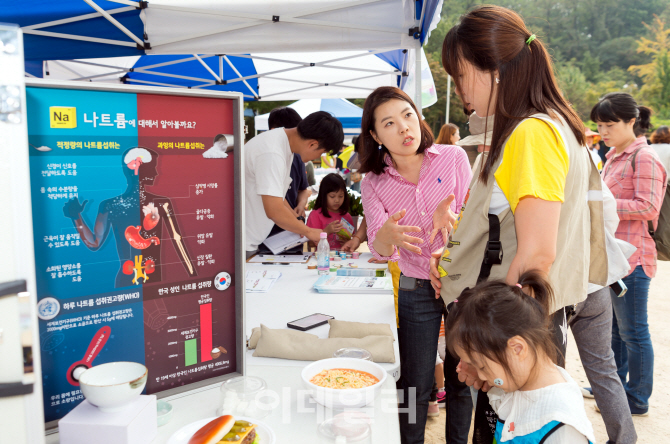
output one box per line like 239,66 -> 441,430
438,114 -> 607,313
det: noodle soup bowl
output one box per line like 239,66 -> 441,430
301,358 -> 387,409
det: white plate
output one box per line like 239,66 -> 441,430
167,415 -> 276,444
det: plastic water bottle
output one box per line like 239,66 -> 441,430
317,232 -> 330,275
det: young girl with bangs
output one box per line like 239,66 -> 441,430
306,173 -> 354,250
447,271 -> 596,443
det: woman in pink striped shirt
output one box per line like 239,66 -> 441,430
593,93 -> 668,416
358,86 -> 471,443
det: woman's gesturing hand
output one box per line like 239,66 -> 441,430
430,194 -> 457,245
376,209 -> 423,255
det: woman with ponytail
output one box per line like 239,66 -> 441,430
592,93 -> 667,416
446,271 -> 596,443
428,5 -> 617,443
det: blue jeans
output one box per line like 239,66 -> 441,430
611,265 -> 654,411
397,277 -> 445,444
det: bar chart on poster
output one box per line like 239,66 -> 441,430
25,84 -> 241,423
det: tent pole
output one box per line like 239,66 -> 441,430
22,6 -> 134,31
219,56 -> 224,81
52,60 -> 85,78
193,54 -> 222,82
446,75 -> 451,124
81,0 -> 145,46
415,44 -> 422,114
22,29 -> 136,47
223,55 -> 259,99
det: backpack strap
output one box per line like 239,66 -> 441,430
538,422 -> 566,444
477,214 -> 503,283
629,147 -> 656,237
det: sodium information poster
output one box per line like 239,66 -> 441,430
26,86 -> 239,423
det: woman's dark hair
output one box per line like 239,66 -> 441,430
442,6 -> 585,184
651,126 -> 670,144
590,93 -> 652,138
436,123 -> 459,144
359,86 -> 434,175
445,270 -> 558,385
313,173 -> 349,218
297,111 -> 344,156
353,134 -> 362,153
268,107 -> 302,129
351,135 -> 359,150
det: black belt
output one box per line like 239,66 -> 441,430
398,274 -> 430,290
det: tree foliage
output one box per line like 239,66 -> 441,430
421,0 -> 670,131
245,0 -> 670,136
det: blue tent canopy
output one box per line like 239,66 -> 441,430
124,55 -> 259,98
1,0 -> 145,60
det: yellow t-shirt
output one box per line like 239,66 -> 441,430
339,145 -> 355,169
493,118 -> 569,213
323,145 -> 355,169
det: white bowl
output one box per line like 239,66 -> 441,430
301,358 -> 387,409
79,362 -> 147,413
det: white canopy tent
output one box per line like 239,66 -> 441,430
142,0 -> 419,54
138,0 -> 443,107
13,0 -> 444,106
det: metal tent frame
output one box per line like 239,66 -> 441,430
13,0 -> 443,106
43,50 -> 411,101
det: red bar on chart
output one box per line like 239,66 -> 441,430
200,303 -> 213,362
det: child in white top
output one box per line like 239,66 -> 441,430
445,270 -> 596,443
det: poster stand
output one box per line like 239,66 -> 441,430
23,79 -> 246,432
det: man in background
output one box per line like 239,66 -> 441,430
244,110 -> 343,258
261,107 -> 312,253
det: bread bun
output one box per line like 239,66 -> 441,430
188,415 -> 235,444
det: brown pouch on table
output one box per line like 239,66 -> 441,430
247,326 -> 314,350
252,324 -> 395,363
327,319 -> 394,340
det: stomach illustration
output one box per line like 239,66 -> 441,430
125,225 -> 160,250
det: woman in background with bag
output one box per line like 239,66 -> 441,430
593,92 -> 668,417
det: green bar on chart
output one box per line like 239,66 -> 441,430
185,338 -> 198,366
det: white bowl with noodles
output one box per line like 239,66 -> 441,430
301,358 -> 387,409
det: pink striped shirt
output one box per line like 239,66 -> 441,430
361,144 -> 472,280
602,137 -> 668,278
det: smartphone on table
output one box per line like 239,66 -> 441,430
287,313 -> 334,331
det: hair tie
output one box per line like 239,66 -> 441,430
515,283 -> 522,288
526,34 -> 536,45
